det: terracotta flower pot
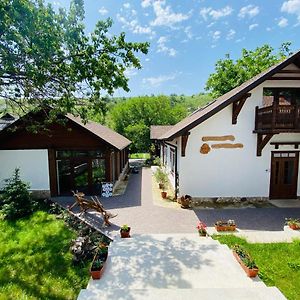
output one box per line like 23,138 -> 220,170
289,224 -> 300,230
90,254 -> 106,280
161,191 -> 167,199
233,252 -> 259,278
215,225 -> 236,232
120,227 -> 131,238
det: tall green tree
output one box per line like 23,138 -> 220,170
108,96 -> 187,152
205,43 -> 293,98
0,0 -> 149,122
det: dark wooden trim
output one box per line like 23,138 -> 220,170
269,76 -> 300,80
181,132 -> 190,157
271,142 -> 300,149
232,93 -> 251,124
48,149 -> 58,197
257,134 -> 274,156
277,70 -> 300,74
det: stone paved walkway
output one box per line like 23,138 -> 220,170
54,167 -> 300,239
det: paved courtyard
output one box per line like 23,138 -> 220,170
54,166 -> 300,238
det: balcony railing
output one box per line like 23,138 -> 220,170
255,103 -> 300,132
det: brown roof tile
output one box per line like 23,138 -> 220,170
150,125 -> 174,140
67,114 -> 131,150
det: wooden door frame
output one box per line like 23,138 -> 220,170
269,151 -> 299,199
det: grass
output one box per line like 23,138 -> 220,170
0,211 -> 89,300
129,153 -> 150,159
213,235 -> 300,300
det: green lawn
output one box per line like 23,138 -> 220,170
129,153 -> 150,159
213,235 -> 300,300
0,211 -> 89,300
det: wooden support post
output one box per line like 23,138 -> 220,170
48,148 -> 58,196
272,101 -> 277,130
232,93 -> 251,125
181,132 -> 190,157
257,134 -> 273,156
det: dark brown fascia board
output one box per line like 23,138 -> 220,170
164,51 -> 300,140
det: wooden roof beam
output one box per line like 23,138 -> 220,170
181,132 -> 190,157
232,93 -> 251,125
257,133 -> 274,156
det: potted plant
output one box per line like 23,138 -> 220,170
90,256 -> 105,280
180,195 -> 191,209
232,244 -> 259,277
120,224 -> 131,238
197,220 -> 207,237
215,219 -> 236,231
154,168 -> 169,195
285,218 -> 300,230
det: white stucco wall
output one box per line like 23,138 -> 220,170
177,77 -> 300,198
0,150 -> 50,191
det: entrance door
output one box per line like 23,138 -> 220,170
270,152 -> 299,199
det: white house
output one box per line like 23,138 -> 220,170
151,51 -> 300,200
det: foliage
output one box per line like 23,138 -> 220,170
197,221 -> 207,235
120,224 -> 130,232
152,156 -> 161,166
215,219 -> 236,226
0,168 -> 36,220
206,43 -> 293,98
0,0 -> 149,124
129,153 -> 151,159
285,218 -> 300,227
108,95 -> 187,152
0,211 -> 89,299
213,235 -> 300,300
154,168 -> 169,191
232,244 -> 257,269
91,259 -> 103,271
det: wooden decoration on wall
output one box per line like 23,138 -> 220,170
200,143 -> 211,154
211,143 -> 243,149
202,135 -> 235,142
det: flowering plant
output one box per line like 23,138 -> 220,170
197,221 -> 207,236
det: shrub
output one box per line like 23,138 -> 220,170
0,168 -> 36,220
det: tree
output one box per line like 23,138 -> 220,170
108,96 -> 187,152
0,0 -> 149,123
205,43 -> 293,98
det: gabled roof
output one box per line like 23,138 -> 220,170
150,125 -> 173,140
67,114 -> 131,150
161,50 -> 300,140
0,110 -> 131,150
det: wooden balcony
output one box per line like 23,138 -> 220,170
254,103 -> 300,133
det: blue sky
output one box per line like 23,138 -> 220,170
49,0 -> 300,97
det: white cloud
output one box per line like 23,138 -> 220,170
200,6 -> 233,21
281,0 -> 300,22
141,0 -> 152,8
98,6 -> 108,15
142,73 -> 177,87
184,26 -> 193,39
117,14 -> 155,36
123,3 -> 130,9
226,29 -> 236,40
278,17 -> 289,27
249,23 -> 258,30
150,0 -> 190,27
124,67 -> 137,78
211,30 -> 221,41
238,5 -> 260,18
157,36 -> 177,57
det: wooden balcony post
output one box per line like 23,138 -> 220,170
295,103 -> 299,129
272,101 -> 277,130
255,106 -> 259,130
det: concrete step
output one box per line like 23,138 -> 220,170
87,249 -> 255,290
78,287 -> 286,300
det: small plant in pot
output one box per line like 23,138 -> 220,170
90,257 -> 105,280
285,218 -> 300,230
215,219 -> 236,231
180,195 -> 191,209
120,224 -> 131,238
197,220 -> 207,237
232,244 -> 259,277
154,168 -> 169,198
